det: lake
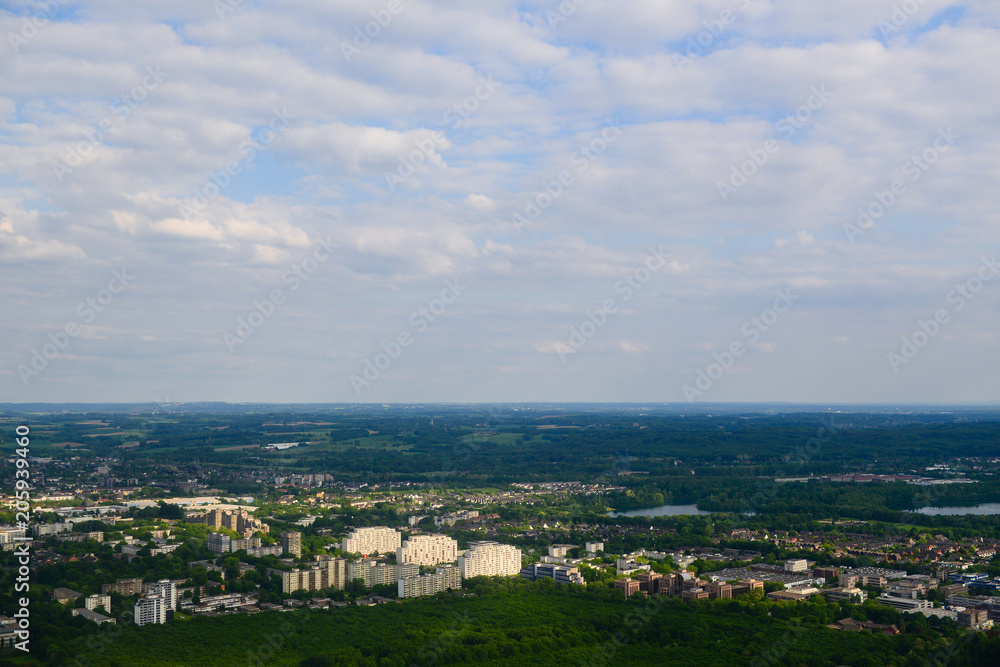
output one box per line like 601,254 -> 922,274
916,503 -> 1000,516
608,504 -> 715,518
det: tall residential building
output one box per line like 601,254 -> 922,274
231,537 -> 262,552
458,541 -> 522,578
134,595 -> 170,626
341,527 -> 401,556
397,534 -> 458,566
205,534 -> 262,554
85,594 -> 112,611
147,580 -> 177,611
548,545 -> 576,558
207,532 -> 231,554
282,531 -> 302,558
398,566 -> 462,598
187,508 -> 223,529
281,559 -> 349,594
347,560 -> 419,587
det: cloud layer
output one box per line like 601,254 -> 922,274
1,0 -> 998,404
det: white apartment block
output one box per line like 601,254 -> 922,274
548,544 -> 574,558
134,595 -> 169,626
33,523 -> 72,537
458,541 -> 522,578
147,579 -> 177,611
784,559 -> 809,573
282,559 -> 349,594
398,566 -> 462,598
85,594 -> 112,611
341,527 -> 401,556
0,526 -> 27,543
347,561 -> 419,587
397,534 -> 458,566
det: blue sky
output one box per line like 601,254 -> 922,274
1,0 -> 999,404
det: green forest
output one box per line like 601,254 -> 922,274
50,579 -> 1000,667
